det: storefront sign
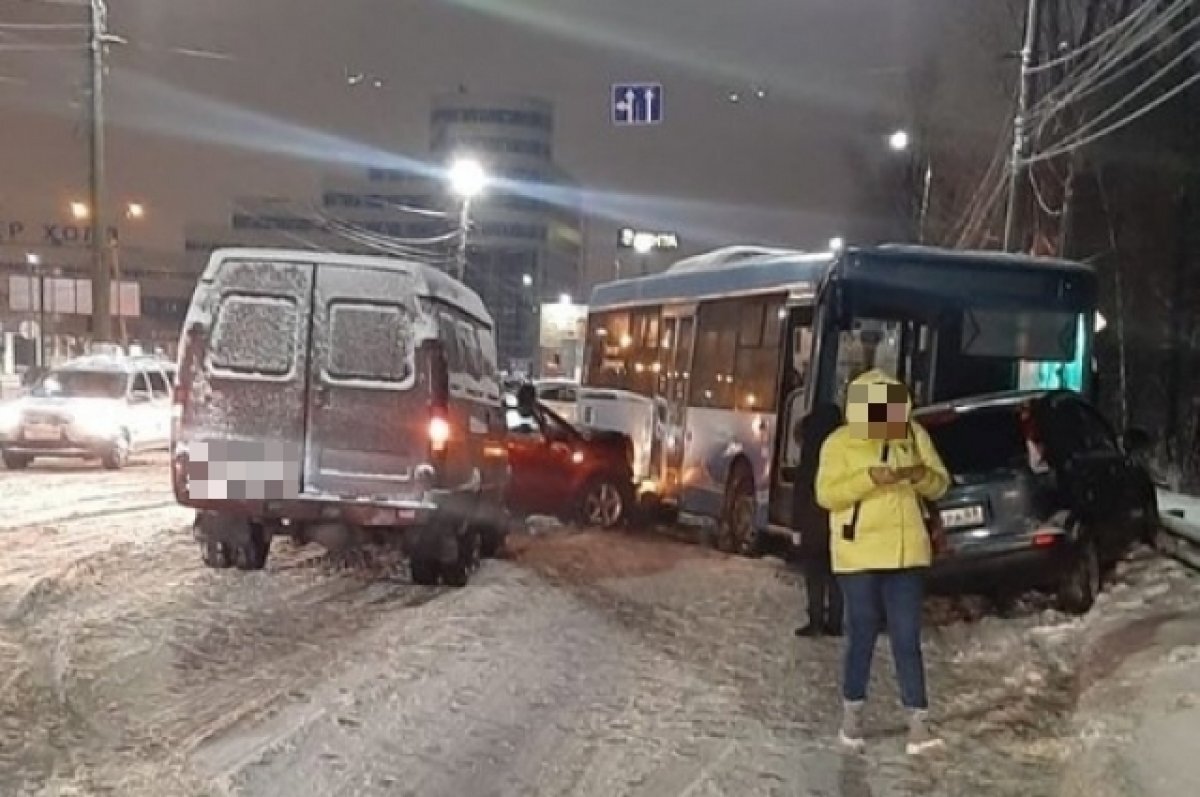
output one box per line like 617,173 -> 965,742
0,220 -> 119,247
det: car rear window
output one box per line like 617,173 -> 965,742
211,294 -> 298,377
327,302 -> 413,383
921,407 -> 1029,476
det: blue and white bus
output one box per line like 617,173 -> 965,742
579,244 -> 1099,552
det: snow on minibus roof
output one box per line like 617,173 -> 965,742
202,248 -> 493,326
589,249 -> 833,311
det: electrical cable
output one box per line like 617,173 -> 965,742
1031,4 -> 1200,131
1023,66 -> 1200,164
1028,1 -> 1155,73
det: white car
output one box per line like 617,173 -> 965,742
534,379 -> 579,423
0,355 -> 174,470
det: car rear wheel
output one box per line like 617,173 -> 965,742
101,432 -> 130,470
718,467 -> 758,555
2,451 -> 32,470
579,478 -> 627,528
1057,535 -> 1100,615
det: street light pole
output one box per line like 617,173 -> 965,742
918,162 -> 933,244
447,157 -> 487,283
455,197 -> 472,282
89,0 -> 111,342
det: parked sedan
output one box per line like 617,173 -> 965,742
918,390 -> 1157,614
504,389 -> 635,528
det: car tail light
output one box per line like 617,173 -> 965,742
429,415 -> 450,454
1032,530 -> 1059,547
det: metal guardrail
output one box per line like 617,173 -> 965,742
1157,490 -> 1200,572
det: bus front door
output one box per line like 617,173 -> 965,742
768,307 -> 815,532
658,309 -> 695,502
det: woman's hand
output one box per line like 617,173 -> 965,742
869,466 -> 900,486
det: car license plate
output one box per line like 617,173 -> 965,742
24,423 -> 61,442
940,505 -> 985,529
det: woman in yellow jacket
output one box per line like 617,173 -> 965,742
815,369 -> 950,756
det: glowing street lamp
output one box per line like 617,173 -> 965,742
125,202 -> 146,220
447,157 -> 488,282
448,157 -> 487,200
829,236 -> 846,252
70,201 -> 91,221
888,129 -> 911,152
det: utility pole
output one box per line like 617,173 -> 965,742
1003,0 -> 1044,252
88,0 -> 111,343
455,197 -> 471,281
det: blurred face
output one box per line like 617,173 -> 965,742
846,382 -> 910,440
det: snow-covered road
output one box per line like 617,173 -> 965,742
0,460 -> 1197,796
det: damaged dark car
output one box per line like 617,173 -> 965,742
918,390 -> 1157,614
504,385 -> 636,529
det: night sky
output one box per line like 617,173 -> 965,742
0,0 -> 1016,283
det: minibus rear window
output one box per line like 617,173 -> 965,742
210,294 -> 298,377
327,302 -> 414,383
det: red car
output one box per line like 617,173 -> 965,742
504,390 -> 635,528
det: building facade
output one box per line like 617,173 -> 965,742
0,225 -> 195,374
185,92 -> 584,372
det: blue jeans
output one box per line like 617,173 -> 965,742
837,569 -> 928,709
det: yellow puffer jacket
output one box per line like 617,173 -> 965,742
815,370 -> 950,574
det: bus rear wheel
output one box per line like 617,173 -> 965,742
718,467 -> 757,556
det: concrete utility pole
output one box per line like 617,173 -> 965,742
88,0 -> 111,342
1004,0 -> 1044,252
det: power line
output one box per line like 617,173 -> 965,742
1029,169 -> 1063,217
1030,0 -> 1198,128
1037,11 -> 1200,130
1023,66 -> 1200,164
1060,37 -> 1200,140
305,205 -> 460,249
1028,1 -> 1155,73
295,203 -> 458,263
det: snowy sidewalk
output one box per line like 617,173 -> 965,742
1060,556 -> 1200,797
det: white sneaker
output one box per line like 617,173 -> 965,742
839,700 -> 866,751
905,709 -> 945,756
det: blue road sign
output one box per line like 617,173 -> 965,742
612,83 -> 663,126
